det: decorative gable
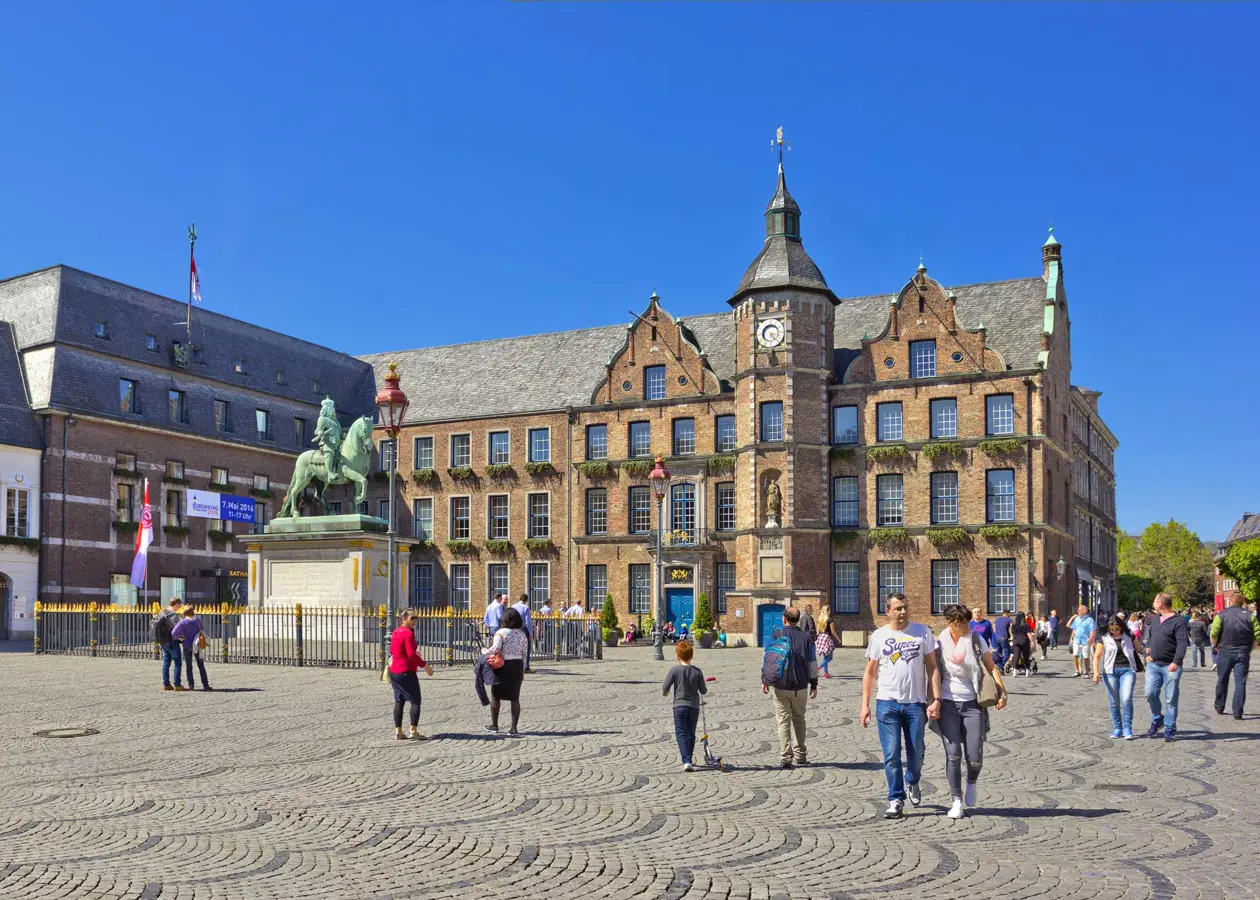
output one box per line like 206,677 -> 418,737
591,295 -> 723,404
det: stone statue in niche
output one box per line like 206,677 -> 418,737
764,479 -> 782,528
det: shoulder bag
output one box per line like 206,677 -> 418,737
971,634 -> 1002,709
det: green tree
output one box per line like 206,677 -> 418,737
1121,520 -> 1214,611
1118,573 -> 1159,612
692,591 -> 714,634
1219,538 -> 1260,601
599,593 -> 619,635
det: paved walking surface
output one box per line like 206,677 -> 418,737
1,647 -> 1255,900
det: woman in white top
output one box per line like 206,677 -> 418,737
1090,614 -> 1140,740
935,604 -> 1007,819
483,607 -> 529,736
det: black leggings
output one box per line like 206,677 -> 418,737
1011,640 -> 1031,669
393,699 -> 421,729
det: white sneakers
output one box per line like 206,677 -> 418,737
907,783 -> 921,807
964,781 -> 977,807
884,799 -> 904,819
947,798 -> 965,819
682,762 -> 694,772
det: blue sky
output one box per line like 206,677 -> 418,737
0,3 -> 1255,540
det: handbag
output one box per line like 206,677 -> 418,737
972,634 -> 1002,709
486,652 -> 505,670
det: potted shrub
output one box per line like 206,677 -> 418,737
693,591 -> 716,649
600,593 -> 621,647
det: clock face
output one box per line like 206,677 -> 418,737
757,318 -> 785,349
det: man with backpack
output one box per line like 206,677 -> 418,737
760,606 -> 819,769
151,597 -> 185,691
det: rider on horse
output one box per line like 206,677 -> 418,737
313,397 -> 343,482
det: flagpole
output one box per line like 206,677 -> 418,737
142,478 -> 149,608
186,224 -> 197,340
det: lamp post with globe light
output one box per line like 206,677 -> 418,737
648,456 -> 670,662
374,362 -> 409,668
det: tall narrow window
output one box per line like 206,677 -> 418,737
932,560 -> 960,614
628,422 -> 652,458
528,563 -> 549,607
760,402 -> 784,442
930,472 -> 959,525
212,400 -> 230,433
910,340 -> 937,378
117,483 -> 136,523
380,440 -> 396,472
450,497 -> 470,539
645,365 -> 666,401
832,406 -> 858,445
670,482 -> 696,542
716,562 -> 735,614
414,436 -> 434,470
715,482 -> 735,532
715,415 -> 736,453
413,498 -> 433,540
832,476 -> 859,527
629,486 -> 652,534
528,493 -> 549,538
585,424 -> 608,460
6,488 -> 29,538
876,402 -> 903,442
876,474 -> 904,527
877,561 -> 904,615
930,398 -> 957,439
986,469 -> 1016,523
120,379 -> 138,414
252,503 -> 270,535
255,409 -> 272,441
586,488 -> 607,535
489,431 -> 510,464
586,565 -> 607,610
294,417 -> 306,445
629,564 -> 652,614
414,563 -> 433,607
450,434 -> 470,468
833,561 -> 860,614
165,489 -> 183,529
449,564 -> 471,610
987,559 -> 1017,614
528,428 -> 550,463
488,564 -> 508,604
672,418 -> 695,456
168,390 -> 188,424
488,495 -> 509,539
986,394 -> 1015,435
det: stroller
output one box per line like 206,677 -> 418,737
1004,643 -> 1038,676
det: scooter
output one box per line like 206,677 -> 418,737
699,677 -> 726,771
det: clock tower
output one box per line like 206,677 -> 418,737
725,145 -> 839,635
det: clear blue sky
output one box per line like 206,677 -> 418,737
1,3 -> 1255,540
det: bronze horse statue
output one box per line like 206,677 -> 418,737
276,415 -> 374,518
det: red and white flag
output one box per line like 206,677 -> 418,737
190,250 -> 203,304
129,480 -> 153,588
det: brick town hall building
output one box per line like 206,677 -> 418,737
362,162 -> 1119,644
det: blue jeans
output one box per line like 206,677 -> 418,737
1144,662 -> 1182,731
1049,629 -> 1058,649
1103,668 -> 1135,733
994,638 -> 1011,668
820,650 -> 834,674
161,643 -> 183,686
673,706 -> 699,764
875,699 -> 926,801
1215,650 -> 1250,717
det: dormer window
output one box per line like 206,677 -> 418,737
234,357 -> 247,375
146,335 -> 159,352
275,369 -> 285,385
94,320 -> 109,339
312,378 -> 320,394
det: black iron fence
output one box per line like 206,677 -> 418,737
34,603 -> 603,669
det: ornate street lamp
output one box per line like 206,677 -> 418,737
648,456 -> 670,662
375,361 -> 409,667
1055,555 -> 1068,579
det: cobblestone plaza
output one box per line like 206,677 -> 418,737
0,646 -> 1254,899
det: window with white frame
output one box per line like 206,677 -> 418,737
528,428 -> 550,463
717,562 -> 735,614
628,421 -> 652,458
210,466 -> 229,488
380,440 -> 396,472
932,559 -> 960,614
489,431 -> 510,465
630,564 -> 652,614
876,474 -> 904,527
986,469 -> 1016,523
488,495 -> 508,539
585,424 -> 607,460
930,398 -> 957,439
672,418 -> 695,455
414,436 -> 434,470
930,472 -> 959,525
488,563 -> 508,604
586,565 -> 607,610
670,482 -> 696,541
986,394 -> 1015,435
414,563 -> 433,607
715,482 -> 735,532
528,563 -> 549,607
450,497 -> 470,539
877,402 -> 903,442
760,402 -> 784,442
6,488 -> 29,538
629,486 -> 652,534
987,559 -> 1017,614
715,415 -> 736,453
832,406 -> 858,445
109,573 -> 137,606
877,561 -> 904,615
832,476 -> 858,527
586,488 -> 607,535
833,561 -> 860,614
644,365 -> 666,401
413,498 -> 433,539
910,340 -> 937,378
449,564 -> 471,610
450,434 -> 471,468
528,493 -> 549,538
256,409 -> 272,441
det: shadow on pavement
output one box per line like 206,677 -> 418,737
986,807 -> 1122,818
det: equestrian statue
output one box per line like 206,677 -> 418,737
275,398 -> 374,519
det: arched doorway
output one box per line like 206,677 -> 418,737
0,574 -> 9,641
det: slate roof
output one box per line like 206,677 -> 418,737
0,323 -> 41,449
0,266 -> 377,454
832,277 -> 1048,379
1222,513 -> 1260,549
734,237 -> 831,299
362,312 -> 736,426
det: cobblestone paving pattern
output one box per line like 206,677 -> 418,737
0,646 -> 1255,899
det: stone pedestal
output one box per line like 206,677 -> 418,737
241,515 -> 410,611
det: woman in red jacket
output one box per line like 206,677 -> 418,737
389,608 -> 433,740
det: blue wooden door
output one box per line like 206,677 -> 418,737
758,604 -> 785,647
666,588 -> 694,631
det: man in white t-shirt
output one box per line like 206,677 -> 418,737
860,592 -> 942,819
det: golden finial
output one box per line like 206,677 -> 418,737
771,127 -> 791,165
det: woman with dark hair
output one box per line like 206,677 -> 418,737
1091,614 -> 1140,739
388,608 -> 433,740
934,604 -> 1006,818
1009,610 -> 1033,676
484,607 -> 529,736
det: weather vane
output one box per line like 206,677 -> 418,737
770,126 -> 791,165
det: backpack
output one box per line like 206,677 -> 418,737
151,613 -> 174,645
761,635 -> 796,688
